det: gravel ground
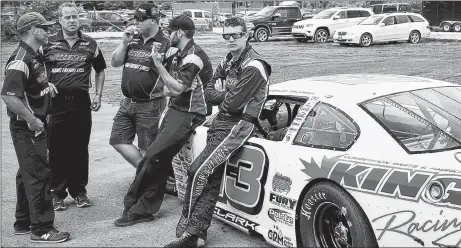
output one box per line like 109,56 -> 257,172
1,32 -> 460,247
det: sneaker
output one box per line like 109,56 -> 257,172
14,228 -> 30,235
164,233 -> 199,248
30,229 -> 70,243
74,194 -> 91,208
53,198 -> 66,211
114,212 -> 154,227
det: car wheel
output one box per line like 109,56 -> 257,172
442,22 -> 452,32
298,182 -> 378,248
359,33 -> 372,47
314,29 -> 328,43
408,30 -> 421,44
453,23 -> 461,32
255,27 -> 269,42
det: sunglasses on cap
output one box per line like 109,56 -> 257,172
134,16 -> 152,22
222,32 -> 246,40
34,25 -> 49,32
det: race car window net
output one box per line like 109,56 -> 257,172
293,102 -> 360,151
361,86 -> 461,154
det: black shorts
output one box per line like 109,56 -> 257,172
109,98 -> 166,150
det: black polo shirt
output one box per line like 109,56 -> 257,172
121,30 -> 171,101
1,41 -> 53,120
41,30 -> 107,93
165,39 -> 212,116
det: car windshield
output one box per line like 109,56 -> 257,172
360,16 -> 384,25
361,86 -> 461,153
256,6 -> 276,16
312,9 -> 337,19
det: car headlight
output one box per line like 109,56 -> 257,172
246,22 -> 255,29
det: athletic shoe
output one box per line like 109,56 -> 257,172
53,198 -> 66,211
114,212 -> 154,227
74,194 -> 91,208
14,228 -> 30,235
30,229 -> 70,243
164,232 -> 199,248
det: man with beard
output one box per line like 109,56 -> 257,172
114,15 -> 213,228
165,17 -> 271,248
110,2 -> 169,177
41,2 -> 107,211
1,12 -> 70,243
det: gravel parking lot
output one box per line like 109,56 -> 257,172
1,33 -> 460,247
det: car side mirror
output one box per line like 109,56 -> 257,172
333,15 -> 340,20
378,22 -> 385,27
272,13 -> 281,19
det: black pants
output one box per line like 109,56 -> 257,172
48,91 -> 92,199
10,119 -> 55,235
124,108 -> 205,216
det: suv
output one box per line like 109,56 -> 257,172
80,11 -> 127,32
183,9 -> 213,31
245,5 -> 303,42
291,7 -> 373,42
370,3 -> 412,14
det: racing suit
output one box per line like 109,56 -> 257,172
175,44 -> 271,240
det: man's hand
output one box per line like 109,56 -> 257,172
122,26 -> 137,46
151,42 -> 164,65
27,117 -> 44,132
214,78 -> 226,91
91,94 -> 102,111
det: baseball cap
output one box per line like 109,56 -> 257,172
132,3 -> 161,21
168,15 -> 195,31
17,12 -> 55,33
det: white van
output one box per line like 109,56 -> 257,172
183,9 -> 213,30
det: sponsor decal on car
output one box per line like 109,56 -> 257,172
372,209 -> 461,247
300,155 -> 461,210
272,173 -> 292,194
267,225 -> 294,247
214,206 -> 259,232
268,208 -> 294,226
269,192 -> 297,210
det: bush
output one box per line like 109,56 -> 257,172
1,19 -> 19,42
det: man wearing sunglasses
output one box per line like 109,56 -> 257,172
113,14 -> 213,228
1,12 -> 70,243
165,17 -> 271,248
41,2 -> 107,211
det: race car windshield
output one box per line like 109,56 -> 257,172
361,86 -> 461,154
256,6 -> 276,16
359,16 -> 384,25
312,10 -> 337,19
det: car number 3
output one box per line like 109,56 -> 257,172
218,145 -> 268,215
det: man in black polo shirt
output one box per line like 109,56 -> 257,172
41,2 -> 107,211
110,3 -> 170,176
1,12 -> 70,243
113,15 -> 213,228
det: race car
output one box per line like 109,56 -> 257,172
172,74 -> 461,248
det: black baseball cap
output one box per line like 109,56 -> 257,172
17,12 -> 55,33
168,15 -> 195,31
132,3 -> 161,21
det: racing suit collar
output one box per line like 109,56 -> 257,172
179,39 -> 195,58
19,40 -> 39,54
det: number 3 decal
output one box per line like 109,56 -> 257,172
218,145 -> 268,215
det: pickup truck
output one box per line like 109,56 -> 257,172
245,5 -> 308,42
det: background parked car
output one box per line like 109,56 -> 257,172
183,9 -> 213,31
80,11 -> 127,32
333,13 -> 431,47
370,3 -> 412,14
292,7 -> 373,43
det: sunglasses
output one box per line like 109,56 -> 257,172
134,16 -> 151,22
35,25 -> 49,32
222,32 -> 246,40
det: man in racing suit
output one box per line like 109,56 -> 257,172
164,17 -> 271,247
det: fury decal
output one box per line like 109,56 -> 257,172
269,192 -> 297,210
300,156 -> 461,209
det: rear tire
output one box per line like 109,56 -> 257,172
408,30 -> 421,44
359,33 -> 372,47
298,182 -> 378,248
453,23 -> 461,32
442,22 -> 452,32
